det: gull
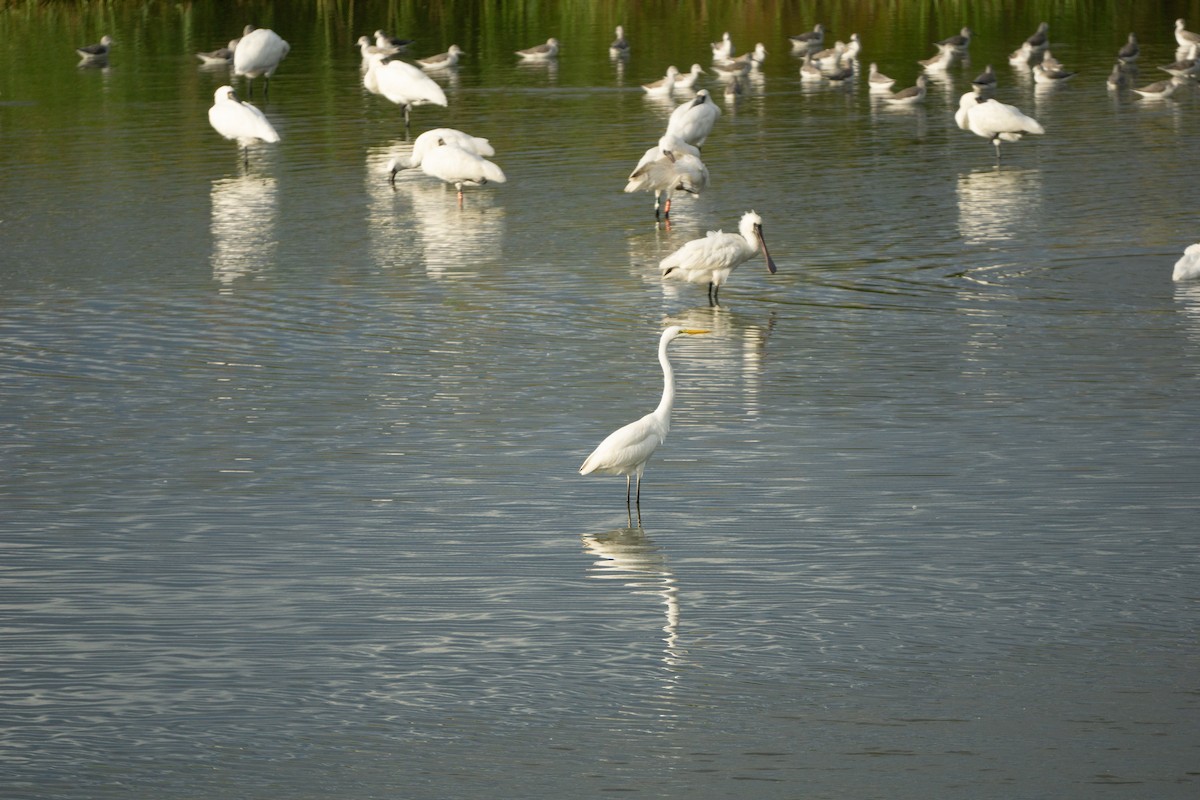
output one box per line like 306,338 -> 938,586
1025,22 -> 1050,53
197,39 -> 238,65
972,64 -> 998,92
675,64 -> 706,90
233,27 -> 290,97
374,30 -> 414,51
885,74 -> 927,105
1133,76 -> 1185,100
517,38 -> 559,60
711,31 -> 733,60
919,48 -> 955,71
868,63 -> 896,92
610,25 -> 630,57
1158,45 -> 1200,77
1107,64 -> 1129,90
790,23 -> 824,52
417,45 -> 464,71
842,33 -> 862,61
642,66 -> 680,96
936,26 -> 972,54
76,35 -> 113,62
1033,63 -> 1076,85
1118,33 -> 1140,64
799,53 -> 825,83
1175,19 -> 1200,51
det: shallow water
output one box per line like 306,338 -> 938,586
2,2 -> 1199,798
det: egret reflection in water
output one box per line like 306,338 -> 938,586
582,527 -> 682,677
210,173 -> 278,289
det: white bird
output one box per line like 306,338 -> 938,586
1133,76 -> 1185,100
1173,243 -> 1200,281
789,24 -> 824,52
516,38 -> 559,60
1008,42 -> 1034,65
799,53 -> 825,83
208,85 -> 280,166
711,31 -> 733,60
1158,45 -> 1200,77
660,211 -> 778,304
812,41 -> 846,69
1033,63 -> 1076,85
624,135 -> 709,221
356,35 -> 397,63
842,33 -> 862,61
365,52 -> 448,130
642,66 -> 680,96
675,63 -> 706,90
1118,33 -> 1140,64
417,45 -> 464,71
374,30 -> 414,52
665,89 -> 722,148
919,47 -> 955,71
955,91 -> 1044,166
1175,19 -> 1200,51
610,25 -> 630,57
579,326 -> 710,508
76,35 -> 113,61
197,39 -> 238,65
418,138 -> 506,206
884,74 -> 927,105
233,28 -> 290,98
867,62 -> 896,92
386,127 -> 495,182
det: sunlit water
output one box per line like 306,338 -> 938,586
2,2 -> 1199,798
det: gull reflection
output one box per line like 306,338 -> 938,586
582,526 -> 682,679
368,141 -> 506,280
956,167 -> 1042,246
210,172 -> 278,290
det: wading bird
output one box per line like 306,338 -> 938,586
387,128 -> 495,183
665,89 -> 721,148
660,211 -> 778,304
233,28 -> 290,98
208,85 -> 280,167
365,52 -> 448,131
580,327 -> 710,510
416,138 -> 506,206
955,91 -> 1043,166
624,134 -> 708,221
517,38 -> 559,61
1173,244 -> 1200,281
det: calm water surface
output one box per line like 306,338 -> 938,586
2,2 -> 1199,798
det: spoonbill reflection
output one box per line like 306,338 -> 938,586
208,86 -> 280,166
955,91 -> 1043,166
365,52 -> 447,131
580,327 -> 709,509
233,28 -> 289,98
624,135 -> 708,221
210,174 -> 278,289
660,211 -> 778,304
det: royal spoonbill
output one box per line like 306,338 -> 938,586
624,135 -> 708,221
233,28 -> 290,97
955,92 -> 1043,166
416,138 -> 506,206
365,52 -> 447,131
208,85 -> 280,167
660,211 -> 778,304
1173,244 -> 1200,281
579,327 -> 710,509
665,89 -> 721,148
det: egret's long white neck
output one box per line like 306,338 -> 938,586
653,334 -> 676,423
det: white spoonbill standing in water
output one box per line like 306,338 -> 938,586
233,28 -> 290,98
660,211 -> 778,304
207,85 -> 280,167
954,91 -> 1043,166
417,138 -> 506,206
365,52 -> 447,132
580,327 -> 709,513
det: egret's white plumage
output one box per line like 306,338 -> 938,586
665,89 -> 721,148
660,211 -> 778,304
208,85 -> 280,165
624,135 -> 709,220
579,326 -> 710,507
955,91 -> 1043,165
233,28 -> 290,97
365,52 -> 448,129
517,38 -> 559,60
417,138 -> 506,205
418,45 -> 464,70
76,35 -> 113,61
1173,243 -> 1200,282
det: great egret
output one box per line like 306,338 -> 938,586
624,134 -> 708,220
233,28 -> 290,98
365,52 -> 447,131
955,91 -> 1043,166
789,24 -> 824,52
516,38 -> 559,60
1173,244 -> 1200,281
417,138 -> 506,206
208,85 -> 280,167
660,211 -> 778,304
665,90 -> 721,149
417,45 -> 464,71
76,35 -> 112,62
579,327 -> 709,508
868,63 -> 897,92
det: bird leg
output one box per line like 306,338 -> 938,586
242,145 -> 250,169
708,282 -> 720,305
403,105 -> 412,131
663,197 -> 672,218
625,475 -> 633,508
993,139 -> 1003,168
